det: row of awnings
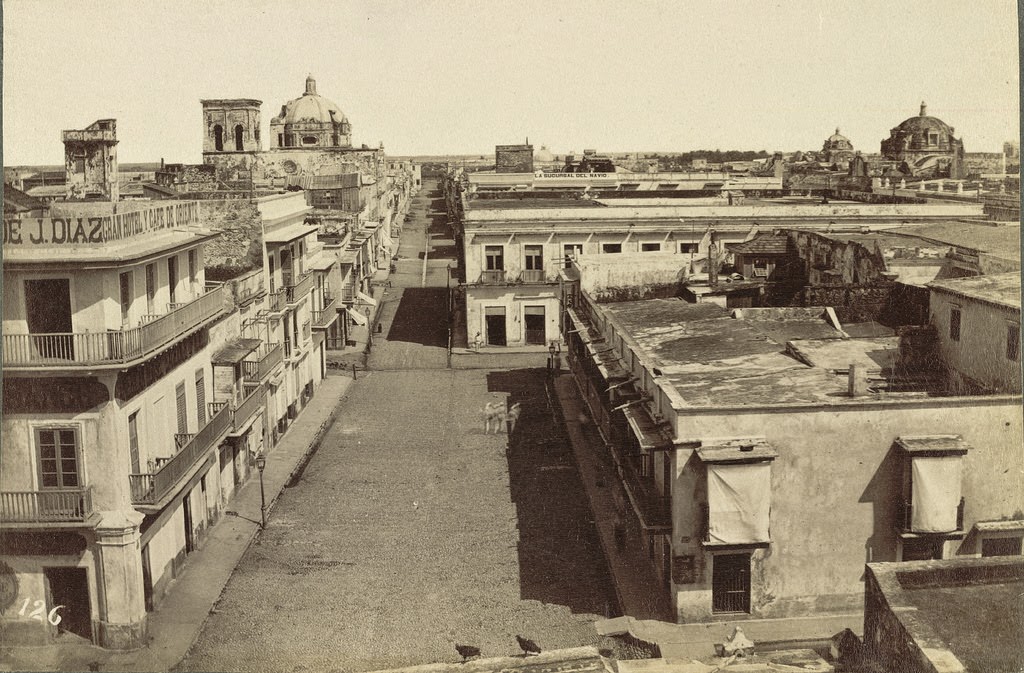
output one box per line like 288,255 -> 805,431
566,307 -> 673,450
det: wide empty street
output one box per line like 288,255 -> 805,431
178,368 -> 616,672
178,184 -> 617,672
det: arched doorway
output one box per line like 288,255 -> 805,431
214,125 -> 223,151
234,125 -> 244,151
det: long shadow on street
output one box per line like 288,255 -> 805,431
386,288 -> 449,347
487,368 -> 620,616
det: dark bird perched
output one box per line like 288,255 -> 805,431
516,635 -> 541,656
455,644 -> 481,662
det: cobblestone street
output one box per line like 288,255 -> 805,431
177,368 -> 617,672
178,183 -> 618,671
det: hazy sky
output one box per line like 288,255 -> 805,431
3,0 -> 1020,165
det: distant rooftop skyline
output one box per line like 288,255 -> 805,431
2,0 -> 1020,165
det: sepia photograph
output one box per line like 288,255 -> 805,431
0,1 -> 1021,672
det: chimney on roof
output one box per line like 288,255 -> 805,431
848,364 -> 869,397
708,242 -> 718,286
920,101 -> 927,117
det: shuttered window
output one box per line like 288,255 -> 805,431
175,382 -> 188,435
195,370 -> 206,426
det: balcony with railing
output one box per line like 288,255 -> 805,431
617,455 -> 672,530
230,269 -> 266,306
338,274 -> 359,304
478,269 -> 506,284
520,269 -> 547,283
129,403 -> 232,507
242,342 -> 283,383
0,487 -> 96,527
231,384 -> 265,434
3,285 -> 227,370
312,294 -> 339,329
267,288 -> 287,313
286,273 -> 316,305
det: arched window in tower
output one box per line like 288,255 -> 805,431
214,125 -> 224,151
235,125 -> 244,151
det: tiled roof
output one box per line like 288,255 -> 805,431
728,233 -> 791,255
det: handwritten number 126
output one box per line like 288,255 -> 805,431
18,598 -> 63,626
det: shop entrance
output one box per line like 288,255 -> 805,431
43,567 -> 91,641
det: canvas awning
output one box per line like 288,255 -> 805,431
911,456 -> 962,533
346,307 -> 368,326
706,462 -> 772,545
356,290 -> 377,307
212,338 -> 262,365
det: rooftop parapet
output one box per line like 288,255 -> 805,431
3,200 -> 202,250
62,128 -> 117,144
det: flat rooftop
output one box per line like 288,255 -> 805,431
871,558 -> 1024,673
597,300 -> 936,408
902,221 -> 1021,260
928,272 -> 1021,310
461,201 -> 987,229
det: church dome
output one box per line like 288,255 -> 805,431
274,75 -> 348,126
269,75 -> 352,149
891,102 -> 954,137
535,145 -> 555,162
827,128 -> 849,143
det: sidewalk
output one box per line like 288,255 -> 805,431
550,373 -> 862,660
550,373 -> 673,622
3,374 -> 354,673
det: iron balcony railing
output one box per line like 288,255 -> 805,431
0,487 -> 94,524
340,284 -> 356,303
900,497 -> 966,533
267,288 -> 287,313
129,403 -> 232,506
286,273 -> 316,305
520,269 -> 546,283
242,342 -> 283,383
233,385 -> 264,431
3,285 -> 226,369
618,454 -> 672,529
312,295 -> 339,328
478,270 -> 506,284
231,269 -> 266,306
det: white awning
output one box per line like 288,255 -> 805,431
356,290 -> 376,307
707,462 -> 771,545
912,456 -> 962,533
346,307 -> 368,326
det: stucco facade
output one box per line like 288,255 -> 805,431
564,287 -> 1023,625
0,194 -> 331,649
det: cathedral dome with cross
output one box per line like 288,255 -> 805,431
881,102 -> 964,178
270,75 -> 352,149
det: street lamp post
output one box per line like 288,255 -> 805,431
548,343 -> 557,376
255,454 -> 267,529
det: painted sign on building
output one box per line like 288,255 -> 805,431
3,201 -> 201,247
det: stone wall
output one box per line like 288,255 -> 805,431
789,230 -> 889,286
495,145 -> 534,173
199,199 -> 264,280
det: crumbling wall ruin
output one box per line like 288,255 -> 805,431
200,199 -> 264,281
